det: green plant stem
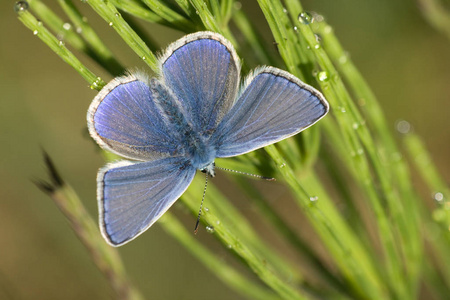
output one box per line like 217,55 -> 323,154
256,0 -> 302,76
220,0 -> 234,27
57,0 -> 124,76
231,176 -> 348,296
49,183 -> 144,300
110,0 -> 164,24
310,15 -> 424,296
403,132 -> 450,211
159,212 -> 282,300
172,0 -> 197,19
231,8 -> 277,66
280,2 -> 421,297
28,0 -> 87,51
189,178 -> 305,286
141,0 -> 198,32
182,178 -> 308,300
189,0 -> 237,45
264,145 -> 386,299
16,8 -> 105,90
86,0 -> 159,73
419,0 -> 450,39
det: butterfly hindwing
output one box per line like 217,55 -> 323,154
98,158 -> 196,246
213,67 -> 329,157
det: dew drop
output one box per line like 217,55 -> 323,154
310,196 -> 318,202
90,77 -> 102,90
14,1 -> 29,13
204,207 -> 209,212
279,163 -> 286,168
63,22 -> 71,30
323,25 -> 333,34
357,149 -> 364,155
338,54 -> 349,64
37,21 -> 42,27
76,27 -> 82,34
234,2 -> 242,10
306,45 -> 311,50
206,226 -> 215,233
282,7 -> 287,14
293,26 -> 298,32
434,192 -> 444,202
141,56 -> 146,61
314,44 -> 321,49
352,122 -> 359,130
317,71 -> 329,82
115,12 -> 121,18
59,40 -> 65,46
396,120 -> 411,134
340,106 -> 346,113
216,220 -> 220,225
298,11 -> 313,25
108,22 -> 113,26
33,30 -> 38,35
227,244 -> 233,249
313,13 -> 324,22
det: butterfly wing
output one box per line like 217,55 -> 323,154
213,67 -> 329,157
98,157 -> 196,246
159,31 -> 240,132
87,73 -> 180,161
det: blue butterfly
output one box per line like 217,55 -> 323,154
87,31 -> 329,246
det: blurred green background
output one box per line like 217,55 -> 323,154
1,0 -> 449,299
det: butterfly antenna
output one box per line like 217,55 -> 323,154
216,166 -> 276,181
194,172 -> 209,234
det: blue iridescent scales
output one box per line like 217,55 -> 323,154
87,31 -> 329,246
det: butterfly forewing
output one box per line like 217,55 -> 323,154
87,75 -> 181,161
160,32 -> 240,133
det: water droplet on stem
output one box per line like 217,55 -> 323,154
298,12 -> 313,25
318,71 -> 328,82
14,1 -> 29,13
396,120 -> 411,134
434,192 -> 444,202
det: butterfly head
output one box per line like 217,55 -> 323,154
200,162 -> 215,177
